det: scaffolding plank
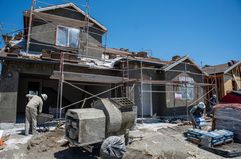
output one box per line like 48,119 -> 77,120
50,71 -> 125,84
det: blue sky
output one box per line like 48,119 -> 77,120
0,0 -> 241,65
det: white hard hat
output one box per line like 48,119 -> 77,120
41,94 -> 48,101
197,102 -> 205,109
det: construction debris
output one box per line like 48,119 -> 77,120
27,128 -> 65,153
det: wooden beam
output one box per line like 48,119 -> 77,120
25,11 -> 93,28
233,74 -> 240,90
50,71 -> 126,84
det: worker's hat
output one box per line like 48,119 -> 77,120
41,94 -> 48,101
197,102 -> 206,109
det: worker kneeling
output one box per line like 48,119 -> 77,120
25,94 -> 48,135
190,102 -> 207,129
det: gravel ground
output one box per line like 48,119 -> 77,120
1,123 -> 241,159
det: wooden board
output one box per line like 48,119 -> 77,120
25,11 -> 93,28
50,71 -> 125,84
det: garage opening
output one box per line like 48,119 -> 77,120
16,73 -> 118,123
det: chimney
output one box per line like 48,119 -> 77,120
172,55 -> 181,61
228,60 -> 237,67
136,51 -> 148,58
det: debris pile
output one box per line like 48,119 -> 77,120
27,128 -> 67,153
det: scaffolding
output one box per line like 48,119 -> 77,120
0,0 -> 218,122
14,0 -> 127,119
122,56 -> 217,121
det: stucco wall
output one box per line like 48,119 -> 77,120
162,62 -> 205,116
0,59 -> 118,122
0,69 -> 19,122
29,7 -> 104,58
127,62 -> 166,116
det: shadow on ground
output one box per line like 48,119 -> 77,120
54,147 -> 98,159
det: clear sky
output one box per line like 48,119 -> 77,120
0,0 -> 241,65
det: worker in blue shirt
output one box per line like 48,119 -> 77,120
190,102 -> 206,129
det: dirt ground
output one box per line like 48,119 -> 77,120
1,123 -> 241,159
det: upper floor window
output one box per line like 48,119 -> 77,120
56,26 -> 80,48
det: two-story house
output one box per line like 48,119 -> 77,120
0,3 -> 125,122
0,3 -> 208,123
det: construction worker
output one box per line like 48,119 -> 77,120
190,102 -> 206,129
207,94 -> 217,116
25,94 -> 48,135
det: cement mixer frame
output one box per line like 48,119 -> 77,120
65,97 -> 136,148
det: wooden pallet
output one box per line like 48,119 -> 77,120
6,53 -> 18,57
200,143 -> 241,158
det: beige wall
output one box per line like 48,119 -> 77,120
224,74 -> 233,95
234,76 -> 241,89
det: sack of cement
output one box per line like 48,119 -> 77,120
187,128 -> 234,147
201,131 -> 225,146
214,104 -> 241,142
187,128 -> 206,140
214,129 -> 234,142
194,117 -> 207,127
100,136 -> 126,159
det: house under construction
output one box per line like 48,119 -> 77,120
204,61 -> 241,101
0,2 -> 214,123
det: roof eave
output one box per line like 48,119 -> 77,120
224,61 -> 241,74
162,55 -> 189,71
33,3 -> 107,32
162,55 -> 208,76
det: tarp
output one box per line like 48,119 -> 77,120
221,90 -> 241,104
214,103 -> 241,142
214,103 -> 241,110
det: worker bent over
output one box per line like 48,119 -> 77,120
25,94 -> 48,135
190,102 -> 206,129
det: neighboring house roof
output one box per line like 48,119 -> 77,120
31,3 -> 107,32
203,61 -> 241,75
161,55 -> 208,76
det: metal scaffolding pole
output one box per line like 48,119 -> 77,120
61,84 -> 123,110
140,57 -> 144,123
85,0 -> 90,56
185,62 -> 189,120
26,0 -> 36,54
58,52 -> 64,119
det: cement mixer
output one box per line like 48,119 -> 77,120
65,97 -> 136,158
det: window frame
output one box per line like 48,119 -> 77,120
177,76 -> 195,101
56,25 -> 80,48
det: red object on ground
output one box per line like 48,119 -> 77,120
0,139 -> 4,146
220,91 -> 241,104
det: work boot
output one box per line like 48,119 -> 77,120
32,130 -> 39,136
